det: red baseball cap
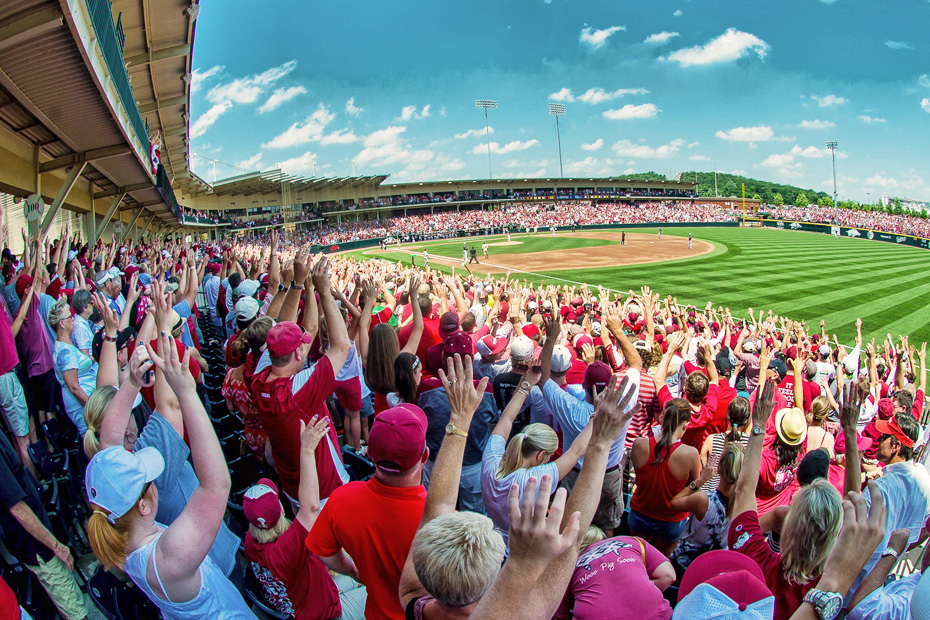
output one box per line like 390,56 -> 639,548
582,361 -> 613,391
368,404 -> 428,473
266,322 -> 313,358
573,334 -> 594,350
521,323 -> 540,338
476,334 -> 508,358
14,274 -> 33,298
834,428 -> 872,454
571,296 -> 583,306
875,415 -> 917,448
243,478 -> 282,530
679,550 -> 768,602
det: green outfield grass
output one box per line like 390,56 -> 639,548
345,227 -> 930,344
369,233 -> 619,261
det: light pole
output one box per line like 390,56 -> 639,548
475,100 -> 497,179
548,103 -> 566,177
826,141 -> 838,223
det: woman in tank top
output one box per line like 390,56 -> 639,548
699,396 -> 751,492
85,332 -> 255,620
629,398 -> 702,557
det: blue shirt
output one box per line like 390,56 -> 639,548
173,299 -> 194,347
419,383 -> 499,467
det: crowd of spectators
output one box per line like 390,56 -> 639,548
0,222 -> 929,620
770,205 -> 930,239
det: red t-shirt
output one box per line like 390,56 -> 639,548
251,357 -> 347,500
657,384 -> 719,449
756,435 -> 802,514
776,375 -> 813,412
305,478 -> 426,620
683,360 -> 707,377
245,519 -> 340,620
398,314 -> 441,362
0,574 -> 18,620
708,383 -> 738,435
729,511 -> 815,620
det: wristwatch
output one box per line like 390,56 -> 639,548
688,481 -> 699,491
445,423 -> 468,438
881,547 -> 900,560
519,380 -> 532,391
802,589 -> 843,620
752,426 -> 764,436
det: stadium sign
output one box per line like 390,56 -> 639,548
790,222 -> 802,230
846,229 -> 861,237
760,220 -> 930,251
867,231 -> 875,240
23,194 -> 44,222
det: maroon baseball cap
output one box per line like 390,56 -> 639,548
439,311 -> 459,337
124,265 -> 140,278
266,322 -> 313,358
14,274 -> 33,298
679,550 -> 768,602
442,331 -> 474,365
582,361 -> 613,391
834,429 -> 872,454
368,404 -> 428,473
877,397 -> 894,419
786,345 -> 798,360
243,478 -> 282,530
571,296 -> 583,306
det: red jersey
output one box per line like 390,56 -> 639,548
657,384 -> 719,449
251,357 -> 348,500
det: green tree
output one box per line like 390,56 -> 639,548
819,195 -> 834,208
795,192 -> 809,207
772,193 -> 784,206
752,193 -> 762,202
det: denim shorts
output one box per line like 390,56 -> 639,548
627,509 -> 688,543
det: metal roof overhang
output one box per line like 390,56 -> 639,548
0,0 -> 192,223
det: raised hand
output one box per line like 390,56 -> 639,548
93,292 -> 119,336
841,384 -> 866,434
506,475 -> 580,567
127,344 -> 155,389
591,374 -> 639,445
299,415 -> 330,453
438,353 -> 489,426
751,380 -> 775,428
144,330 -> 195,393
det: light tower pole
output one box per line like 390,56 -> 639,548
826,141 -> 838,223
548,103 -> 566,177
475,100 -> 497,179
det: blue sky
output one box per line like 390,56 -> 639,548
188,0 -> 930,202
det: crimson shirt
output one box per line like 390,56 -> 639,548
729,511 -> 815,620
657,384 -> 719,449
251,356 -> 348,500
305,478 -> 426,620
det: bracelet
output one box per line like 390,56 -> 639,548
104,333 -> 117,342
290,283 -> 305,291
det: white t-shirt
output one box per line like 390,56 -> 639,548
480,434 -> 559,548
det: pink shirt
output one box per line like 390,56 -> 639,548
0,295 -> 19,376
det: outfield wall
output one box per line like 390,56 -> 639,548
318,221 -> 740,254
755,219 -> 930,250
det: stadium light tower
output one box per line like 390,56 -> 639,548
476,99 -> 497,179
548,103 -> 566,177
826,141 -> 838,223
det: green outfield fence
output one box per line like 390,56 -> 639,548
751,218 -> 930,250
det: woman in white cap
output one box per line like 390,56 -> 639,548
48,297 -> 97,436
85,331 -> 256,619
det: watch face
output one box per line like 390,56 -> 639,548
821,596 -> 841,620
445,423 -> 454,433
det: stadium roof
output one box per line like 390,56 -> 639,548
197,169 -> 390,197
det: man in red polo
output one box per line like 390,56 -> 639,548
252,256 -> 351,509
306,405 -> 428,620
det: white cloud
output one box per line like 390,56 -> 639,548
661,28 -> 770,67
673,9 -> 683,16
885,41 -> 913,50
864,173 -> 899,189
857,115 -> 886,124
207,60 -> 297,105
258,86 -> 307,114
190,65 -> 222,93
799,119 -> 836,129
580,138 -> 604,151
273,151 -> 318,176
761,144 -> 846,173
687,141 -> 700,148
563,157 -> 613,175
644,31 -> 680,44
261,105 -> 336,149
355,126 -> 434,169
760,153 -> 796,167
397,104 -> 431,121
345,98 -> 363,117
714,125 -> 774,144
920,75 -> 930,88
579,25 -> 625,49
470,139 -> 540,155
440,157 -> 466,171
318,129 -> 359,146
578,87 -> 649,104
548,87 -> 575,102
603,103 -> 660,120
921,98 -> 930,114
236,153 -> 263,171
611,138 -> 684,159
455,127 -> 494,139
190,101 -> 232,138
811,94 -> 847,107
689,155 -> 710,161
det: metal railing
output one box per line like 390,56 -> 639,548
84,0 -> 150,170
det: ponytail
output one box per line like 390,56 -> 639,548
496,423 -> 559,480
83,386 -> 118,458
653,398 -> 690,464
86,506 -> 132,570
725,396 -> 750,444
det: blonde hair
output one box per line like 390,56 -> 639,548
47,297 -> 70,330
86,493 -> 144,570
248,504 -> 291,545
411,512 -> 505,608
83,385 -> 118,458
808,396 -> 831,426
496,423 -> 558,480
780,479 -> 842,585
580,525 -> 607,551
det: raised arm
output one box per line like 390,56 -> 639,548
841,386 -> 867,495
399,275 -> 424,356
654,331 -> 686,389
295,416 -> 329,532
316,256 -> 351,372
146,332 -> 230,598
98,346 -> 153,450
731,379 -> 776,518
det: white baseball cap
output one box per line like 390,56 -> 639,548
510,336 -> 535,362
85,446 -> 164,523
551,345 -> 572,373
236,296 -> 260,321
